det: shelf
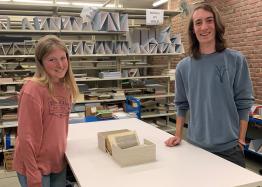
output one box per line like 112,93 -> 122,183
76,98 -> 125,104
75,75 -> 171,82
136,93 -> 174,99
75,93 -> 174,104
0,70 -> 32,73
0,123 -> 18,129
156,124 -> 176,133
0,30 -> 126,35
0,148 -> 15,153
122,64 -> 168,69
141,112 -> 176,119
0,81 -> 23,85
0,53 -> 182,59
0,91 -> 18,95
0,3 -> 181,17
0,105 -> 18,110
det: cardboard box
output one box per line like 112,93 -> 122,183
4,151 -> 14,171
85,105 -> 103,116
98,129 -> 156,167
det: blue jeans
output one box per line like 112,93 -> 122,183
17,167 -> 66,187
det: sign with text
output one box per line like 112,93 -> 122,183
146,9 -> 164,25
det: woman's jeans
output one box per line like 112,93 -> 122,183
17,167 -> 66,187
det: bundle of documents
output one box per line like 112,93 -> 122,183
0,42 -> 24,55
33,16 -> 61,30
128,26 -> 184,54
95,41 -> 113,54
249,139 -> 262,154
72,41 -> 95,55
0,16 -> 10,30
93,11 -> 128,31
115,41 -> 129,54
162,69 -> 176,80
99,71 -> 121,79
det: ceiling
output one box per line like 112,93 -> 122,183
0,0 -> 159,8
59,0 -> 156,8
15,0 -> 157,8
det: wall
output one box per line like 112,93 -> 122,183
154,0 -> 262,104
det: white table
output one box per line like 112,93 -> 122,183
66,118 -> 262,187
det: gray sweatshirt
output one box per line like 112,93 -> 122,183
175,48 -> 254,152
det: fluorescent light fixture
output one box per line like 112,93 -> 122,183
0,0 -> 11,1
72,2 -> 122,8
56,1 -> 70,5
152,0 -> 168,7
13,0 -> 53,4
72,2 -> 104,7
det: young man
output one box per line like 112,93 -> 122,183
165,3 -> 254,167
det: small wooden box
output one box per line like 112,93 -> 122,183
98,129 -> 156,167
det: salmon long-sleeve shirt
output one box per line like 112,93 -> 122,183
13,80 -> 71,187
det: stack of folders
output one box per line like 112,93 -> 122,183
249,139 -> 262,155
99,71 -> 121,79
0,16 -> 10,30
128,26 -> 184,54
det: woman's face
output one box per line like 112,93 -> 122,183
42,48 -> 68,83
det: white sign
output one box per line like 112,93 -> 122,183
146,9 -> 164,25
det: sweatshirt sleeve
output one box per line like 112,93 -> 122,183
233,56 -> 254,121
17,92 -> 43,187
175,66 -> 189,117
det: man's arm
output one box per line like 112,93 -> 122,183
238,119 -> 248,150
165,116 -> 185,146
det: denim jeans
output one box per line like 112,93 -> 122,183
17,167 -> 66,187
213,145 -> 246,168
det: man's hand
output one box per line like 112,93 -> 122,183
238,139 -> 246,151
165,136 -> 182,147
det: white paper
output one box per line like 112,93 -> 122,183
22,18 -> 34,30
146,9 -> 164,25
0,16 -> 10,30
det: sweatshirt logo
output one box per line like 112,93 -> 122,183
49,96 -> 70,118
216,65 -> 227,83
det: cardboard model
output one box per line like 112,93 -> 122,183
98,129 -> 156,167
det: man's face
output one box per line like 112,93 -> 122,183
192,9 -> 216,48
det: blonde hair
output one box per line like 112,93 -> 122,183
33,35 -> 79,101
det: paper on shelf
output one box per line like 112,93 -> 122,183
93,11 -> 108,31
109,12 -> 120,31
70,17 -> 82,31
33,16 -> 49,30
22,18 -> 34,30
50,17 -> 61,30
61,16 -> 72,30
0,16 -> 10,30
157,26 -> 171,44
83,41 -> 94,54
120,14 -> 128,31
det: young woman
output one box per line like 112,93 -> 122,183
13,35 -> 79,187
165,3 -> 254,167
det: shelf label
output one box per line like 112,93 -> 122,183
146,9 -> 164,25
